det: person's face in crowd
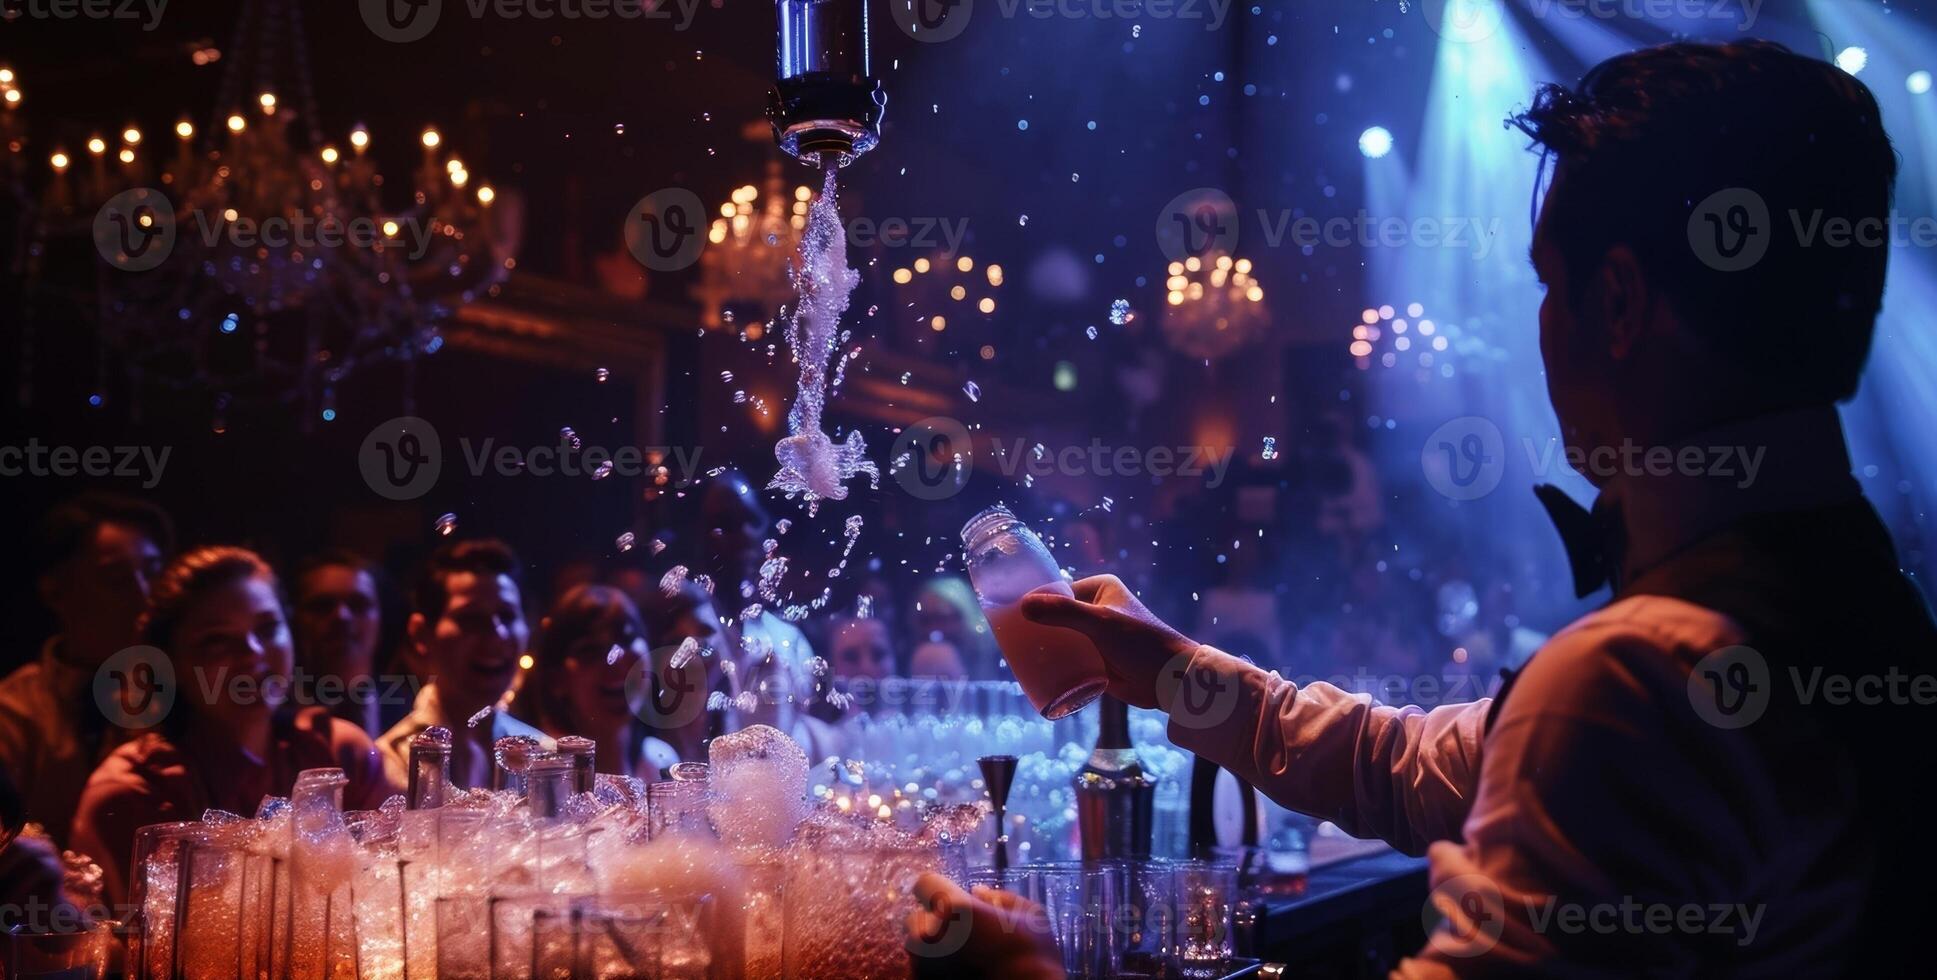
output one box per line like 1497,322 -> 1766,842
172,574 -> 294,729
909,641 -> 968,681
41,520 -> 164,661
410,571 -> 528,718
913,589 -> 968,647
829,619 -> 893,682
563,610 -> 648,732
663,594 -> 726,652
294,565 -> 381,678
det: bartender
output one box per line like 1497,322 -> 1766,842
913,40 -> 1935,977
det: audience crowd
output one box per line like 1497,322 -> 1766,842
0,450 -> 1517,927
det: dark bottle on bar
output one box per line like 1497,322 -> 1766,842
1074,695 -> 1157,861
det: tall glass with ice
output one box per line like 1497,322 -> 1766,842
961,505 -> 1109,719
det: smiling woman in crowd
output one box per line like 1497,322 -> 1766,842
69,546 -> 395,906
518,583 -> 669,782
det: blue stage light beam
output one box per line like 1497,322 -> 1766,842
1806,0 -> 1937,582
1362,12 -> 1588,625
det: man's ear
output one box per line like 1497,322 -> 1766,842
1595,245 -> 1651,360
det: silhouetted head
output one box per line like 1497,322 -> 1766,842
1513,41 -> 1896,478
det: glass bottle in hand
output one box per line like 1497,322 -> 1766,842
961,504 -> 1109,719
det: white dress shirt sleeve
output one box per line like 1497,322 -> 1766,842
1164,647 -> 1489,854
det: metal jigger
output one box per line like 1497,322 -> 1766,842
978,754 -> 1018,873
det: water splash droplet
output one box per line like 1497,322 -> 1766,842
434,513 -> 458,536
769,170 -> 879,511
963,381 -> 981,402
660,565 -> 689,596
616,531 -> 636,552
671,636 -> 701,669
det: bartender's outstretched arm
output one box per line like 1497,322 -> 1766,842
1021,573 -> 1486,852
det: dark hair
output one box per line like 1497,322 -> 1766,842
413,539 -> 522,621
1511,41 -> 1897,404
138,546 -> 278,650
294,548 -> 379,591
637,576 -> 713,647
34,492 -> 175,578
526,584 -> 643,732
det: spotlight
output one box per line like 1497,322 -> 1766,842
1910,71 -> 1933,95
1836,46 -> 1868,76
1359,126 -> 1394,159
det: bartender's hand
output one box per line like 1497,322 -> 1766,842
905,872 -> 1064,980
1019,574 -> 1199,709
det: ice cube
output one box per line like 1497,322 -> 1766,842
707,725 -> 810,849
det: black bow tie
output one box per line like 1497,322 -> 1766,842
1534,484 -> 1626,598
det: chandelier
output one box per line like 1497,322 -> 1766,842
1160,252 -> 1266,360
693,159 -> 811,335
1348,302 -> 1495,378
889,253 -> 1004,337
79,0 -> 517,424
